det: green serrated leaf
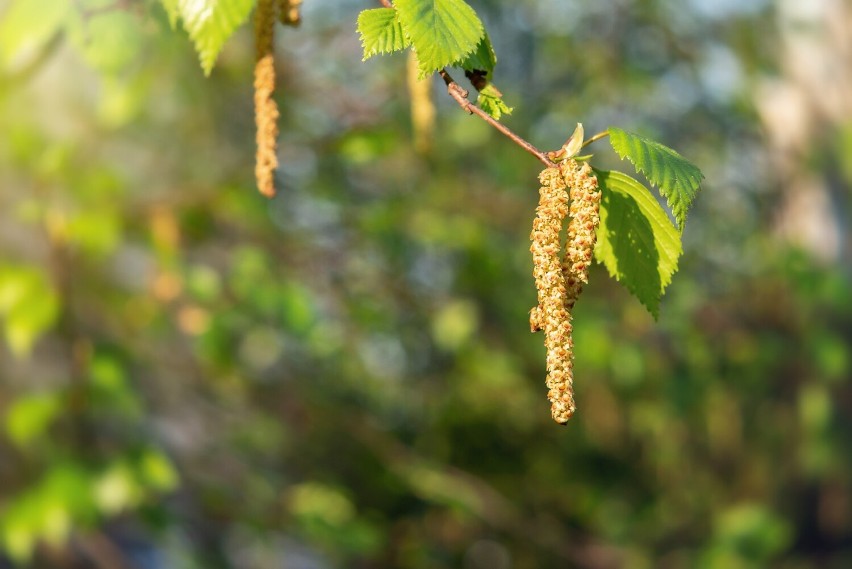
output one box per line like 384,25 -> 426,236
476,83 -> 512,120
357,8 -> 410,61
594,170 -> 683,318
177,0 -> 255,75
395,0 -> 484,77
458,31 -> 495,76
608,127 -> 704,230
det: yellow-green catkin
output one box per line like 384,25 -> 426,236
561,160 -> 601,309
254,0 -> 279,198
530,167 -> 575,423
529,160 -> 601,424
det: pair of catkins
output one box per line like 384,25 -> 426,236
529,158 -> 601,424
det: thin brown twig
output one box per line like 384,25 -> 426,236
582,130 -> 609,148
438,69 -> 556,168
375,0 -> 555,167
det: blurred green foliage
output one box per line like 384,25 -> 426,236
0,0 -> 850,568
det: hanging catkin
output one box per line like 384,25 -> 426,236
561,160 -> 601,310
254,0 -> 279,197
530,167 -> 575,423
278,0 -> 302,27
529,160 -> 601,424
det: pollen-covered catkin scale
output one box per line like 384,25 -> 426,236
561,160 -> 601,309
254,0 -> 280,197
530,168 -> 576,423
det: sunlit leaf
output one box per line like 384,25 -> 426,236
0,266 -> 60,357
357,8 -> 410,61
4,394 -> 61,448
160,0 -> 180,28
458,32 -> 496,76
476,83 -> 512,120
394,0 -> 484,77
594,170 -> 683,318
0,0 -> 70,68
176,0 -> 255,75
608,127 -> 704,230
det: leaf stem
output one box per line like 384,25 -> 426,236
582,130 -> 609,148
438,70 -> 556,168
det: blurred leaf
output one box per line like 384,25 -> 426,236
289,482 -> 355,525
713,505 -> 792,561
65,209 -> 122,256
0,464 -> 97,562
89,355 -> 141,415
0,265 -> 60,357
279,281 -> 315,333
431,299 -> 478,351
160,0 -> 180,28
137,449 -> 179,492
4,393 -> 61,448
66,11 -> 145,73
288,483 -> 382,555
357,8 -> 410,61
394,0 -> 484,77
94,462 -> 141,515
186,264 -> 223,302
0,0 -> 69,68
608,127 -> 704,230
594,170 -> 682,318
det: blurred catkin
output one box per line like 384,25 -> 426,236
529,161 -> 600,424
254,0 -> 279,197
278,0 -> 302,27
407,51 -> 436,154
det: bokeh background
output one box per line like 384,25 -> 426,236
1,0 -> 850,567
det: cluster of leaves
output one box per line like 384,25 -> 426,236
357,0 -> 512,119
593,127 -> 704,317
